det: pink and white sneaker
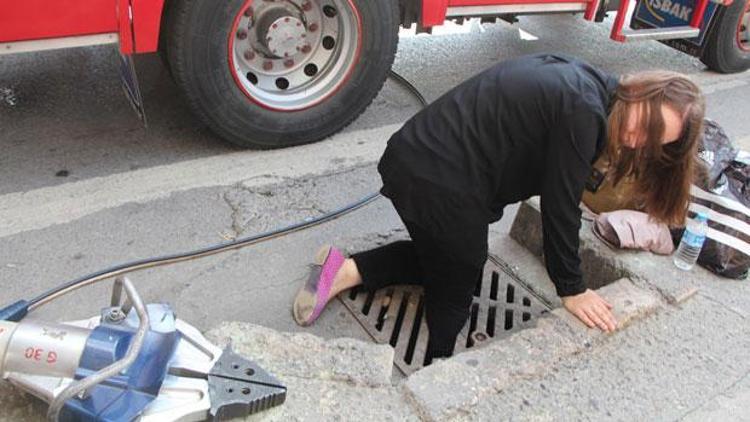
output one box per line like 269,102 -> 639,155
292,245 -> 345,326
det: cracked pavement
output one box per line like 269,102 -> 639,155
221,165 -> 378,237
0,160 -> 401,342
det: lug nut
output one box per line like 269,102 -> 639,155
301,44 -> 312,54
308,23 -> 318,32
284,59 -> 294,68
237,30 -> 248,40
263,61 -> 274,71
302,2 -> 312,11
244,50 -> 256,60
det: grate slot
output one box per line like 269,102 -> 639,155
466,303 -> 480,347
362,290 -> 376,316
389,292 -> 411,347
490,272 -> 499,300
348,286 -> 359,301
487,306 -> 497,337
403,296 -> 426,365
392,289 -> 426,373
473,269 -> 483,297
506,283 -> 515,303
504,309 -> 514,330
375,289 -> 397,332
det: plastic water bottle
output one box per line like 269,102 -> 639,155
673,212 -> 709,271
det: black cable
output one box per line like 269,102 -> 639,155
389,69 -> 428,107
28,192 -> 381,309
16,70 -> 427,313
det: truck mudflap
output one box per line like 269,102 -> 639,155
631,0 -> 722,56
119,53 -> 147,126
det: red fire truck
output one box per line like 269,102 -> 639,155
1,0 -> 748,148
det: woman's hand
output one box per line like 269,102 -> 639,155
561,289 -> 618,332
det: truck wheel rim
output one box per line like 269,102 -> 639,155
738,0 -> 750,52
228,0 -> 362,111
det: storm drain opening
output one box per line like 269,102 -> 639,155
339,255 -> 551,376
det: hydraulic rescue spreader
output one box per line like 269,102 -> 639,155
0,277 -> 287,421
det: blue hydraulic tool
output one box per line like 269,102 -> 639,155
0,277 -> 286,421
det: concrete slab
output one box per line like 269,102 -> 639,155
403,279 -> 662,421
540,278 -> 662,350
242,377 -> 418,422
205,322 -> 394,387
682,370 -> 750,422
453,295 -> 750,421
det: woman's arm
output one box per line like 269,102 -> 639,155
540,109 -> 618,332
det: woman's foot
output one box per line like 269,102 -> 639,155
293,245 -> 362,326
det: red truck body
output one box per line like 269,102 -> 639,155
0,0 -> 598,52
0,0 -> 165,54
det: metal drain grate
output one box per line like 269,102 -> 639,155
339,255 -> 551,376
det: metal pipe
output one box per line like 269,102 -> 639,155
46,277 -> 150,422
2,321 -> 90,380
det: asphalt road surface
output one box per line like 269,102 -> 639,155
1,14 -> 748,339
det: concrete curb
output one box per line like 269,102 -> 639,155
205,321 -> 394,388
510,197 -> 703,305
242,375 -> 419,422
402,278 -> 662,421
208,272 -> 663,421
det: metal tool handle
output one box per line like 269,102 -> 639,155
46,277 -> 150,422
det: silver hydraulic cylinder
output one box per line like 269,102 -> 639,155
0,320 -> 90,379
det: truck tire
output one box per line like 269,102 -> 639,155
700,0 -> 750,73
165,0 -> 399,148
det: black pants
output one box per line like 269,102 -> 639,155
351,218 -> 488,359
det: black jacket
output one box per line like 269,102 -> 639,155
378,54 -> 619,297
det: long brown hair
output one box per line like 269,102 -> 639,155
607,71 -> 705,226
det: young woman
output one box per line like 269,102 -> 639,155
292,54 -> 705,360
